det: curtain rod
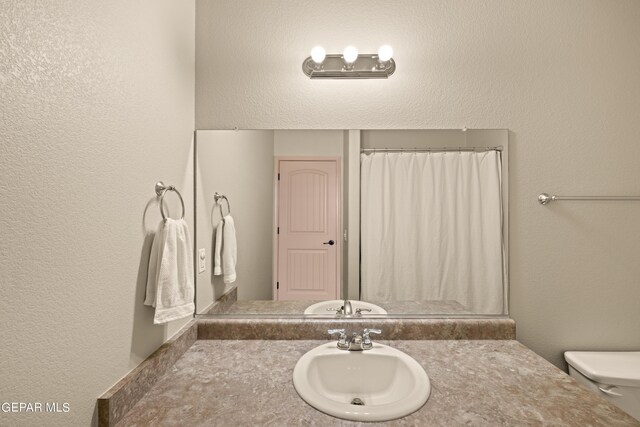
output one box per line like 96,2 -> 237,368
360,146 -> 503,153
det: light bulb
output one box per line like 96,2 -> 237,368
310,46 -> 326,64
378,45 -> 393,62
343,46 -> 358,64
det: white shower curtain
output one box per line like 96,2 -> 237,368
360,150 -> 504,314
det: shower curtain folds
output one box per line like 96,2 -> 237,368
360,150 -> 504,314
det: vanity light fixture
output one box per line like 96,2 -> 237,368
302,45 -> 396,79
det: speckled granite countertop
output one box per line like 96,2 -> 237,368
209,298 -> 470,315
117,340 -> 638,426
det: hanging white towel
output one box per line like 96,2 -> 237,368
213,215 -> 237,283
144,218 -> 195,324
213,218 -> 224,276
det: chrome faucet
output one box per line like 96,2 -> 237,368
342,299 -> 353,316
325,300 -> 372,317
328,328 -> 382,351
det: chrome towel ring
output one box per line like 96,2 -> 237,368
214,192 -> 231,217
155,181 -> 185,221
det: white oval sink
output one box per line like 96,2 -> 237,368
303,300 -> 387,315
293,342 -> 430,422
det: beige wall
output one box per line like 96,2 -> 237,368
0,1 -> 195,426
196,0 -> 640,368
274,130 -> 344,157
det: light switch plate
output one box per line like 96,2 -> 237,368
198,248 -> 206,273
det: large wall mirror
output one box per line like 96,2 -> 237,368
194,129 -> 509,318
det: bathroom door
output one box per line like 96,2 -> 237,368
275,158 -> 340,301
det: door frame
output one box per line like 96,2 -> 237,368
272,156 -> 342,300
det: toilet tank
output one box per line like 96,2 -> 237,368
565,351 -> 640,421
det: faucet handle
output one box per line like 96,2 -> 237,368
328,328 -> 346,337
362,328 -> 382,345
328,328 -> 348,349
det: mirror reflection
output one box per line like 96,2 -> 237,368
194,129 -> 508,317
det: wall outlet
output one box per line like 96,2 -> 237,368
198,248 -> 206,273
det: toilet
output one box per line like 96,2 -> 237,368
564,351 -> 640,420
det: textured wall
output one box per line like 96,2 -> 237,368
196,0 -> 640,367
0,1 -> 194,425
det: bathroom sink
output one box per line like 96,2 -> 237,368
303,300 -> 387,315
293,342 -> 430,421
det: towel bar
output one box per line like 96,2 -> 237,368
538,193 -> 640,205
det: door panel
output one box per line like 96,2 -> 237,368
287,250 -> 327,291
277,160 -> 338,300
289,170 -> 327,232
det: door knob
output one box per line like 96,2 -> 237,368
323,240 -> 335,246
